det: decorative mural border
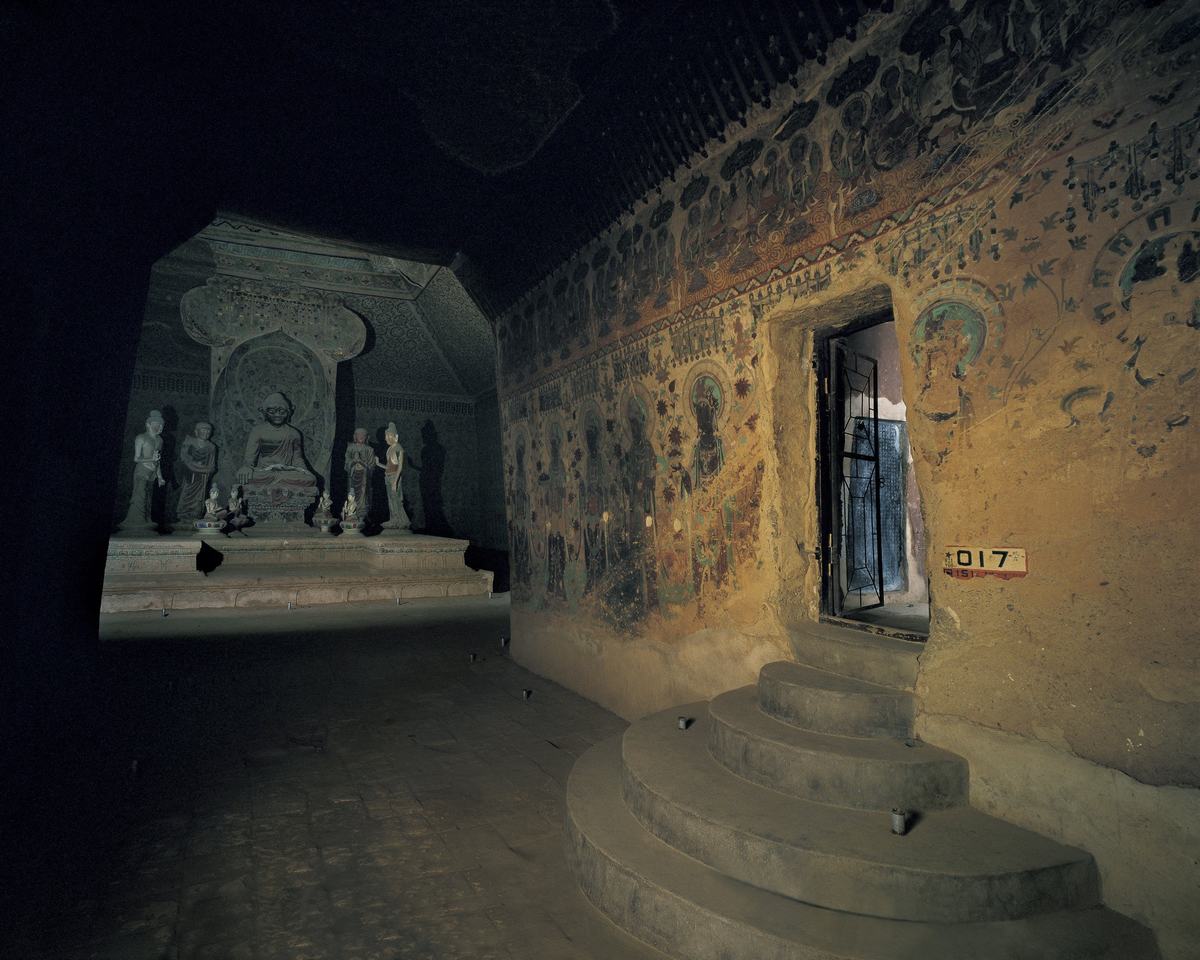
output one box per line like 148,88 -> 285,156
131,370 -> 208,396
356,391 -> 476,418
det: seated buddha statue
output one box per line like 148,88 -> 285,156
236,392 -> 318,523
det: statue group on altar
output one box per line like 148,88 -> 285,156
117,396 -> 415,535
334,421 -> 411,533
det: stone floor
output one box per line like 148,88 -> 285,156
11,596 -> 666,960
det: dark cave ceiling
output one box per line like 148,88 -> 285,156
14,0 -> 884,313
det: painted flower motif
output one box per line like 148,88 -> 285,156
735,377 -> 751,398
745,413 -> 759,432
657,399 -> 668,417
663,485 -> 676,505
668,425 -> 683,446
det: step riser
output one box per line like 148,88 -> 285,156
708,709 -> 968,811
566,801 -> 849,960
567,738 -> 1160,960
758,672 -> 914,738
567,804 -> 836,960
789,629 -> 919,692
623,758 -> 1100,923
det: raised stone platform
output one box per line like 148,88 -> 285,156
102,531 -> 492,612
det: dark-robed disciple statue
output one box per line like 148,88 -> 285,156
344,427 -> 375,518
176,420 -> 217,522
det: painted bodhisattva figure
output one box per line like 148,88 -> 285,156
236,391 -> 318,524
177,421 -> 217,521
344,427 -> 375,518
376,421 -> 411,532
118,409 -> 166,531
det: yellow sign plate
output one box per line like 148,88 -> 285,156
943,545 -> 1028,580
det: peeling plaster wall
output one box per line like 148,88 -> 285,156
496,1 -> 1199,950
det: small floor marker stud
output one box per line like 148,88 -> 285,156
469,652 -> 477,663
500,636 -> 509,652
161,608 -> 168,618
522,689 -> 533,700
891,808 -> 909,836
677,716 -> 691,731
287,601 -> 294,610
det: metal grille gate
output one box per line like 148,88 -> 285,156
832,343 -> 884,613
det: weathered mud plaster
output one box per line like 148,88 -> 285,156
919,714 -> 1200,960
497,1 -> 1200,949
511,607 -> 791,723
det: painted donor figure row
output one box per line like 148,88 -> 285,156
505,343 -> 764,628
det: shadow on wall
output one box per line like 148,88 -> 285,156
412,419 -> 454,538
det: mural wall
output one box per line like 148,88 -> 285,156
497,0 -> 1199,788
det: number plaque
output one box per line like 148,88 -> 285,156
943,545 -> 1028,580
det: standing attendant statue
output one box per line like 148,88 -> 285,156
177,421 -> 217,522
344,427 -> 375,519
376,421 -> 411,533
118,409 -> 166,531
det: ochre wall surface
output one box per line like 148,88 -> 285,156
495,0 -> 1200,794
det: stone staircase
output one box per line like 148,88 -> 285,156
564,622 -> 1160,959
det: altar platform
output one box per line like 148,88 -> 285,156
102,530 -> 492,613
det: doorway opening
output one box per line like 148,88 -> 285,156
817,312 -> 929,638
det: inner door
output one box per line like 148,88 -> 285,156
830,341 -> 884,614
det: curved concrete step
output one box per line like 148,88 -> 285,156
627,706 -> 1099,923
709,686 -> 966,811
568,736 -> 1159,960
759,661 -> 914,738
787,622 -> 921,691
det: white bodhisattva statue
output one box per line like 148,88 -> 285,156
118,409 -> 166,531
342,490 -> 360,523
375,421 -> 411,533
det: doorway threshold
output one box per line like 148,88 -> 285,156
821,611 -> 928,644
